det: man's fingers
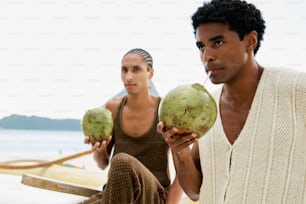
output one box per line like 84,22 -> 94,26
157,121 -> 165,134
84,136 -> 91,144
92,142 -> 101,151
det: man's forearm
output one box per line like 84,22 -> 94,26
173,148 -> 202,201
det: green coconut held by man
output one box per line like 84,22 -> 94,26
81,106 -> 113,144
159,83 -> 217,137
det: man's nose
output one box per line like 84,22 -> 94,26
201,47 -> 215,62
125,71 -> 134,80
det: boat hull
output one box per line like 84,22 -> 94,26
0,163 -> 106,187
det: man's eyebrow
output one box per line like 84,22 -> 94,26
196,34 -> 225,48
209,34 -> 225,42
121,65 -> 141,69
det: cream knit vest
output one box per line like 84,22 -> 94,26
199,68 -> 306,204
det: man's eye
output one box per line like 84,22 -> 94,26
133,67 -> 140,72
196,42 -> 205,51
215,40 -> 223,46
197,44 -> 205,51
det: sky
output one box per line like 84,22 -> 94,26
0,0 -> 305,120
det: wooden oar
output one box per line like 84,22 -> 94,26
21,174 -> 100,197
0,149 -> 94,169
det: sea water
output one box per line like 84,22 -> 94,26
0,129 -> 88,159
0,129 -> 92,204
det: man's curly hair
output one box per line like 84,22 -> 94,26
191,0 -> 266,55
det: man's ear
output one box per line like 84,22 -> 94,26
149,68 -> 154,79
246,31 -> 258,52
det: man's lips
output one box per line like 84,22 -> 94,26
209,68 -> 221,75
206,66 -> 223,75
125,84 -> 136,87
205,62 -> 223,73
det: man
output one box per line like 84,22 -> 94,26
81,48 -> 182,204
158,0 -> 306,203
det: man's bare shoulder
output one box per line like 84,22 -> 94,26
105,97 -> 124,118
105,97 -> 123,107
152,95 -> 161,100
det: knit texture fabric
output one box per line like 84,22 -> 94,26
199,68 -> 306,204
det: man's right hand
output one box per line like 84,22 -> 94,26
157,121 -> 197,154
84,135 -> 112,170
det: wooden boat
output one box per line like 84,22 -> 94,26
21,174 -> 101,197
21,174 -> 199,204
0,150 -> 106,188
1,150 -> 198,203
